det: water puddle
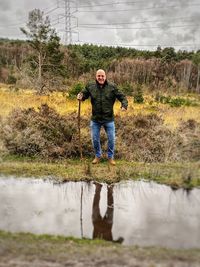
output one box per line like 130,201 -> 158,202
0,176 -> 200,249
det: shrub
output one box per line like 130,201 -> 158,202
2,105 -> 200,162
177,119 -> 200,161
120,82 -> 133,96
155,93 -> 171,104
133,84 -> 144,103
169,97 -> 195,107
155,94 -> 197,107
7,75 -> 17,84
69,82 -> 84,98
115,113 -> 178,162
1,104 -> 92,159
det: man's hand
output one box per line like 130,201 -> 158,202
121,107 -> 127,112
77,92 -> 83,101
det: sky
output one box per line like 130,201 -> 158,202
0,0 -> 200,51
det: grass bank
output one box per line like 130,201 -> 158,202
0,230 -> 200,267
0,156 -> 200,189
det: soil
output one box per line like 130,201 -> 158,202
0,232 -> 200,267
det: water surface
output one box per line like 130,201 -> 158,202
0,176 -> 200,249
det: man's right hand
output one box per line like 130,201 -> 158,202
77,92 -> 83,101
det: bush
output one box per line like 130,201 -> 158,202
2,105 -> 200,162
1,104 -> 92,159
155,94 -> 197,107
115,113 -> 178,162
133,84 -> 144,103
169,97 -> 193,107
120,82 -> 133,96
177,119 -> 200,161
7,75 -> 17,84
155,93 -> 171,104
69,82 -> 84,98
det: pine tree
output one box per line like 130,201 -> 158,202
21,9 -> 66,93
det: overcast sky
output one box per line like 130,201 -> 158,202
0,0 -> 200,51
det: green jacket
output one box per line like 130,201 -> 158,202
82,80 -> 128,122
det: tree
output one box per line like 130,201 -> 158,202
162,47 -> 177,62
192,52 -> 200,93
21,9 -> 66,92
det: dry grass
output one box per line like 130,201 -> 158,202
0,84 -> 200,130
0,85 -> 90,117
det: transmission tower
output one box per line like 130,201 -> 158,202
64,0 -> 72,45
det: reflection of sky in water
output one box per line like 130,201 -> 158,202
113,181 -> 200,248
0,176 -> 200,249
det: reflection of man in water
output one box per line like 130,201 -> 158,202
92,183 -> 123,243
92,183 -> 114,241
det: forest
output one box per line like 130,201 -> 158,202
0,38 -> 200,94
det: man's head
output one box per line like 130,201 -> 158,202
96,69 -> 106,85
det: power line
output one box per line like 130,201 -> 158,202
78,24 -> 199,30
0,4 -> 60,29
44,6 -> 60,15
0,0 -> 199,50
1,15 -> 196,29
77,0 -> 199,8
42,1 -> 61,12
77,0 -> 145,8
77,3 -> 200,12
78,16 -> 196,26
0,22 -> 26,28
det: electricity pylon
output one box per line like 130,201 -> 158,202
64,0 -> 72,45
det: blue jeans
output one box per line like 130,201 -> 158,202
90,120 -> 115,159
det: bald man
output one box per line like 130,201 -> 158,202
77,69 -> 128,165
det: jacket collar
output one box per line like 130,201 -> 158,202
96,79 -> 108,88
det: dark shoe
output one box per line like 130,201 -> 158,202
92,157 -> 100,164
108,158 -> 116,166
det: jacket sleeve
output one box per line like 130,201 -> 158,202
114,86 -> 128,109
81,83 -> 90,101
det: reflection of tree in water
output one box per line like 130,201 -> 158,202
92,183 -> 123,243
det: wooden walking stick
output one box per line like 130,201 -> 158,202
78,99 -> 83,160
78,99 -> 84,237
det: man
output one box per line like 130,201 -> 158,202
92,182 -> 124,243
92,183 -> 114,241
77,69 -> 128,165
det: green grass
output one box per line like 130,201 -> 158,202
0,230 -> 109,246
0,156 -> 200,189
0,230 -> 200,263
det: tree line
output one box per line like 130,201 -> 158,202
0,9 -> 200,94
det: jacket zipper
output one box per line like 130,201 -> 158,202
100,87 -> 103,120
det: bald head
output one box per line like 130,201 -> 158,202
96,69 -> 106,85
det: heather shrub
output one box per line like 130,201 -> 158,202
2,105 -> 200,162
177,119 -> 200,161
115,114 -> 179,162
1,104 -> 92,159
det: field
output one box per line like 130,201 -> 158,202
1,84 -> 200,129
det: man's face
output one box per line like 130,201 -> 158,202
96,70 -> 106,85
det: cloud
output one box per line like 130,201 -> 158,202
0,0 -> 199,50
0,0 -> 11,11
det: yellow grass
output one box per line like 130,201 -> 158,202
0,84 -> 200,129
